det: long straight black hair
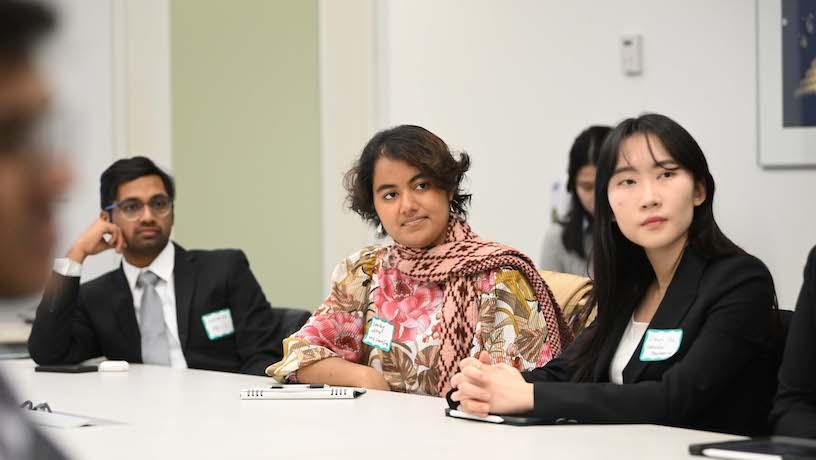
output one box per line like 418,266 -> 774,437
570,113 -> 746,381
560,126 -> 611,258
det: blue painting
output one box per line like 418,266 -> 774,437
783,0 -> 816,126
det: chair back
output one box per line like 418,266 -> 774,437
538,270 -> 594,336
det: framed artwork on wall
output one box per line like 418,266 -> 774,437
757,0 -> 816,168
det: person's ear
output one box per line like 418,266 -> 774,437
693,181 -> 707,207
99,211 -> 109,222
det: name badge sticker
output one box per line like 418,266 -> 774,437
363,316 -> 395,352
640,328 -> 683,362
202,308 -> 235,340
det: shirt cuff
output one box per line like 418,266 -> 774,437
53,258 -> 83,277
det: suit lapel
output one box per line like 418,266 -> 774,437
623,246 -> 707,383
111,266 -> 142,360
173,243 -> 196,350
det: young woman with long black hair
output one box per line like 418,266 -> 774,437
540,125 -> 610,276
448,113 -> 781,435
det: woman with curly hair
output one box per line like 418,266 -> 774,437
266,125 -> 572,396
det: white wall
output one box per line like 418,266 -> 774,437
319,0 -> 382,288
44,0 -> 120,282
42,0 -> 171,284
113,0 -> 172,169
38,1 -> 814,308
321,0 -> 816,307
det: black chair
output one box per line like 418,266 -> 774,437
753,308 -> 796,435
274,307 -> 312,339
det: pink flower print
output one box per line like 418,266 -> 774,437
477,270 -> 498,293
536,342 -> 554,367
372,267 -> 443,342
507,342 -> 520,359
298,311 -> 364,362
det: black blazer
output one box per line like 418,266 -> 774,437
519,247 -> 780,435
28,244 -> 291,375
771,245 -> 816,438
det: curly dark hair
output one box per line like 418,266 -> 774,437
344,125 -> 471,228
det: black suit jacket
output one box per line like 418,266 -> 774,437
28,244 -> 290,375
519,248 -> 779,435
771,245 -> 816,438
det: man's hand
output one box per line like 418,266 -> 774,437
65,216 -> 127,263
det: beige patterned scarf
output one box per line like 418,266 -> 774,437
391,218 -> 573,396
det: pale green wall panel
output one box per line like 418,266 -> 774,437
170,0 -> 322,309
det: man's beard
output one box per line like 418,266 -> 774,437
127,233 -> 170,258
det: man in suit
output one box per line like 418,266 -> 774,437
0,1 -> 71,458
28,156 -> 298,375
771,245 -> 816,438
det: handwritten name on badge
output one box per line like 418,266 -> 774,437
201,308 -> 235,340
640,328 -> 683,362
363,317 -> 394,352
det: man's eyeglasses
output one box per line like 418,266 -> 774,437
104,196 -> 173,221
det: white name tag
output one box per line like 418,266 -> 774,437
640,328 -> 683,362
362,316 -> 394,352
201,308 -> 234,340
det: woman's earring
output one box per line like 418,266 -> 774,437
377,223 -> 385,237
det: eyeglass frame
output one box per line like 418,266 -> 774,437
103,195 -> 174,222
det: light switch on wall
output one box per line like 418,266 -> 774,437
621,34 -> 643,76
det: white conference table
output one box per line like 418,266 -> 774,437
0,360 -> 742,460
0,308 -> 32,345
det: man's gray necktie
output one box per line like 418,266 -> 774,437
137,270 -> 170,366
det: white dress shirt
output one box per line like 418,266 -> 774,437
53,242 -> 188,368
608,315 -> 649,385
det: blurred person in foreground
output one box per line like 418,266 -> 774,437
0,0 -> 71,458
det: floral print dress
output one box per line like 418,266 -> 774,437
266,245 -> 555,396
